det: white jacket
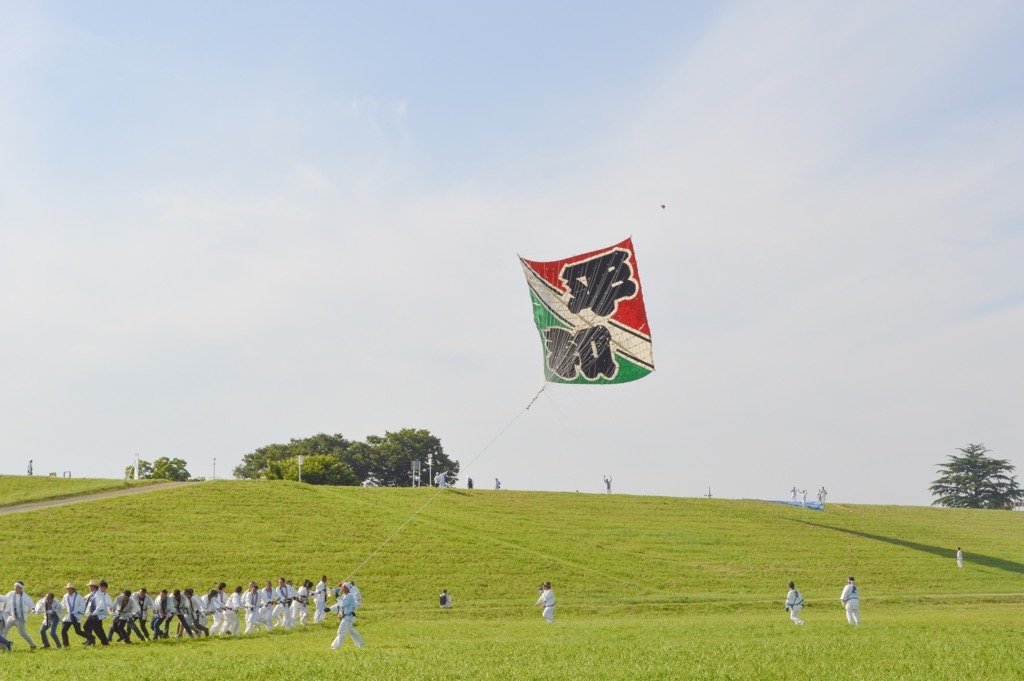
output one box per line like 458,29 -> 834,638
34,597 -> 64,620
61,592 -> 87,623
4,591 -> 35,621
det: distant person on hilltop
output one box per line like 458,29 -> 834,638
956,547 -> 964,568
27,460 -> 33,476
784,581 -> 805,625
790,487 -> 798,501
801,489 -> 808,507
536,581 -> 556,623
603,475 -> 612,493
817,487 -> 828,506
467,477 -> 473,490
495,478 -> 501,490
840,576 -> 860,625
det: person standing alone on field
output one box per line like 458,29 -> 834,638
439,589 -> 452,609
784,581 -> 805,625
956,547 -> 964,568
840,576 -> 860,625
536,582 -> 556,623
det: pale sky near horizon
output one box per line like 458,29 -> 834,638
1,1 -> 1021,506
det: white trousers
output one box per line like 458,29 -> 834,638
788,605 -> 804,625
4,617 -> 36,647
211,610 -> 224,634
243,610 -> 262,634
314,599 -> 326,623
332,617 -> 364,649
273,604 -> 293,629
223,611 -> 240,636
542,606 -> 555,623
845,601 -> 860,625
292,601 -> 307,626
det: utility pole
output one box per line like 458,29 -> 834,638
213,457 -> 216,481
297,455 -> 304,483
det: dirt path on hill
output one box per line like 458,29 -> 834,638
0,481 -> 193,515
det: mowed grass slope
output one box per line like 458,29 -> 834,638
0,474 -> 157,508
3,481 -> 1023,680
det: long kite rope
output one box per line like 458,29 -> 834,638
344,382 -> 546,581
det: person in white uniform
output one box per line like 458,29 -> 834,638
260,582 -> 277,630
956,547 -> 964,568
274,578 -> 294,629
4,581 -> 37,649
536,581 -> 555,623
223,586 -> 242,636
242,583 -> 264,635
293,580 -> 311,626
784,581 -> 805,625
313,576 -> 328,624
840,576 -> 860,625
330,583 -> 364,649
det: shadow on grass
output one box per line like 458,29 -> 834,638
791,519 -> 1024,575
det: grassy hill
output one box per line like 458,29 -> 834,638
2,481 -> 1023,679
0,474 -> 157,508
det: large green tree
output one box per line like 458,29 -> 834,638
233,433 -> 353,480
232,429 -> 457,487
126,457 -> 191,481
930,444 -> 1023,509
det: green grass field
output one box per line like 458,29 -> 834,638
2,481 -> 1023,679
0,474 -> 157,508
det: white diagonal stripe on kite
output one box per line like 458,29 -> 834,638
521,262 -> 654,369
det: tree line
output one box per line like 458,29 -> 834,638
232,428 -> 459,487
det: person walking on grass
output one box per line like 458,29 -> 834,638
840,576 -> 860,625
242,583 -> 263,635
330,583 -> 364,649
536,581 -> 556,623
784,581 -> 805,625
313,575 -> 328,624
223,586 -> 242,636
83,580 -> 111,645
60,583 -> 87,646
956,547 -> 964,568
4,581 -> 38,649
35,592 -> 63,648
133,588 -> 154,640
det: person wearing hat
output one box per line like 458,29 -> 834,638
82,579 -> 111,645
60,583 -> 88,646
839,576 -> 860,625
4,581 -> 38,649
784,581 -> 805,625
535,581 -> 556,623
34,591 -> 64,648
330,583 -> 364,649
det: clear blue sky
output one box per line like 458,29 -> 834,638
2,1 -> 1022,504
